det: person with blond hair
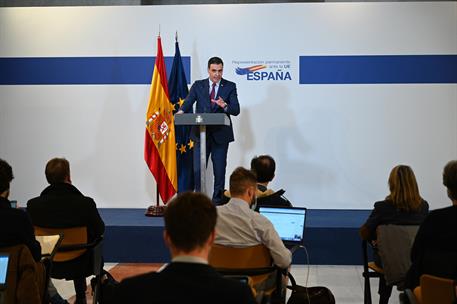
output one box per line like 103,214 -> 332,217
216,167 -> 291,269
360,165 -> 429,241
360,165 -> 429,304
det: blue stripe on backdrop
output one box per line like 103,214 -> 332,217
299,55 -> 457,84
0,56 -> 191,85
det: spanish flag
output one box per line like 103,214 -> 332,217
144,36 -> 177,203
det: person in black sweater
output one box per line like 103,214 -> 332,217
0,159 -> 49,303
222,155 -> 292,209
360,165 -> 429,304
405,160 -> 457,289
0,159 -> 41,261
27,158 -> 105,304
101,192 -> 256,304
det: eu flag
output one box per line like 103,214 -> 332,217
168,40 -> 194,192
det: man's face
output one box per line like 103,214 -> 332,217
208,63 -> 223,83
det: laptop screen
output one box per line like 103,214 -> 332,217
259,207 -> 307,244
0,254 -> 9,288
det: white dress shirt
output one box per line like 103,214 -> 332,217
215,198 -> 292,269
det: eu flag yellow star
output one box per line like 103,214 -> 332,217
188,139 -> 194,150
178,98 -> 185,107
179,144 -> 187,154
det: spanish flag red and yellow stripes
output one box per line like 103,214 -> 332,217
144,36 -> 177,203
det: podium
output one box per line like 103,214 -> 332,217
175,113 -> 230,196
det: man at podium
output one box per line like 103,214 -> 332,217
177,57 -> 240,205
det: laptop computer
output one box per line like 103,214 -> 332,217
259,206 -> 307,247
0,253 -> 9,291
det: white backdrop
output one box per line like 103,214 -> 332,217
1,3 -> 456,209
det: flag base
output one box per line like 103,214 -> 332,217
145,205 -> 166,217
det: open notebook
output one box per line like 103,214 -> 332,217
35,234 -> 63,259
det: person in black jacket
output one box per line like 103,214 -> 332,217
405,160 -> 457,289
221,155 -> 292,209
250,155 -> 292,209
101,192 -> 256,304
0,159 -> 55,303
0,159 -> 41,261
360,165 -> 429,304
27,158 -> 105,304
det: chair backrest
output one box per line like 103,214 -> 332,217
209,244 -> 272,269
0,245 -> 44,304
376,224 -> 419,286
420,274 -> 457,304
208,243 -> 276,294
34,226 -> 88,262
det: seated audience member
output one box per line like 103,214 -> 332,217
0,159 -> 48,303
216,167 -> 291,269
222,155 -> 292,208
405,160 -> 457,289
0,159 -> 41,261
27,157 -> 105,304
101,192 -> 256,304
250,155 -> 292,208
360,165 -> 429,304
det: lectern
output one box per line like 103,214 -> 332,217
174,113 -> 230,196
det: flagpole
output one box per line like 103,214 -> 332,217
145,184 -> 165,217
145,30 -> 176,217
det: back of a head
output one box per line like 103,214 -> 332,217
164,192 -> 217,253
250,155 -> 275,183
0,159 -> 14,194
229,167 -> 257,197
443,160 -> 457,202
387,165 -> 422,212
45,158 -> 70,184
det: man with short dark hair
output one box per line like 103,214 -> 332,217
251,154 -> 276,186
215,167 -> 291,269
45,157 -> 71,184
27,157 -> 105,304
405,160 -> 457,288
250,155 -> 292,208
0,159 -> 41,261
0,159 -> 46,303
102,192 -> 256,304
177,56 -> 240,205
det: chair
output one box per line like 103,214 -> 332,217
209,244 -> 285,303
0,245 -> 46,304
34,226 -> 103,303
362,240 -> 384,304
409,274 -> 457,304
361,224 -> 419,304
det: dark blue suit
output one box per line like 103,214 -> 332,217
181,78 -> 240,204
